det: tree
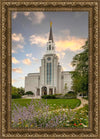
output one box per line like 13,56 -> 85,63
26,91 -> 34,96
70,40 -> 88,97
17,87 -> 25,95
12,86 -> 18,94
12,86 -> 25,96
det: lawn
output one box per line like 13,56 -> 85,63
11,98 -> 81,110
11,98 -> 88,128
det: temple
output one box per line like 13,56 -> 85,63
25,22 -> 72,97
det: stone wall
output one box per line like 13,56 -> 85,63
25,73 -> 40,95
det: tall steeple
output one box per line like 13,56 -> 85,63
49,21 -> 54,42
46,22 -> 55,54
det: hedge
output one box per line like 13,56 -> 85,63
41,95 -> 56,99
12,93 -> 21,99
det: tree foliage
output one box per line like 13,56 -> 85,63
12,86 -> 25,95
25,91 -> 34,95
70,40 -> 88,96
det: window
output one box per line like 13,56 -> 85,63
49,45 -> 51,50
47,57 -> 51,61
47,63 -> 52,84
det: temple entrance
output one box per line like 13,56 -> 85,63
49,88 -> 53,95
42,86 -> 47,95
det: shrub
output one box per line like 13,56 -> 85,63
67,91 -> 76,94
41,95 -> 56,99
25,91 -> 34,95
64,91 -> 77,99
55,93 -> 62,96
12,93 -> 21,99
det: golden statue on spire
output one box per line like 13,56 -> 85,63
50,21 -> 52,27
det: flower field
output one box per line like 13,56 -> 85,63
11,99 -> 88,128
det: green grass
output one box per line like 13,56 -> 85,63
11,98 -> 81,110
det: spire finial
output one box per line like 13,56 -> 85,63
50,21 -> 52,27
49,21 -> 54,42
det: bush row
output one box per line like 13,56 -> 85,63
12,93 -> 21,99
41,95 -> 56,99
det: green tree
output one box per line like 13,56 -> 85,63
12,86 -> 25,96
17,87 -> 25,95
70,40 -> 88,97
12,86 -> 18,94
26,91 -> 34,96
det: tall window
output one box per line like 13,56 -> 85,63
47,63 -> 52,84
49,45 -> 51,50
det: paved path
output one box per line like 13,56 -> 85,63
74,96 -> 88,110
48,97 -> 88,113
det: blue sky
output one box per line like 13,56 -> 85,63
12,12 -> 88,88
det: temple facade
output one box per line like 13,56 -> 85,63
25,22 -> 73,97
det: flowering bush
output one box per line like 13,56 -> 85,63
11,99 -> 88,128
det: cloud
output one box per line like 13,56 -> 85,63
29,34 -> 47,47
12,68 -> 23,73
26,53 -> 32,57
32,57 -> 39,62
24,12 -> 45,24
33,12 -> 45,24
24,12 -> 30,16
68,63 -> 73,68
29,32 -> 86,53
12,57 -> 20,64
55,37 -> 86,52
12,44 -> 24,53
12,12 -> 17,19
62,66 -> 66,71
12,33 -> 24,42
19,77 -> 25,80
12,79 -> 17,84
22,58 -> 32,65
12,49 -> 16,53
56,52 -> 65,60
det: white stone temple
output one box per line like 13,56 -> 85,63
25,22 -> 73,97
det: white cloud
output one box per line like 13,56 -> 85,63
62,66 -> 66,71
24,12 -> 30,16
12,57 -> 20,64
32,57 -> 39,62
17,44 -> 24,49
19,77 -> 25,80
29,32 -> 86,52
24,12 -> 45,24
55,37 -> 86,52
12,44 -> 24,53
12,49 -> 16,53
12,33 -> 24,42
12,79 -> 17,84
26,53 -> 32,57
56,52 -> 65,60
12,12 -> 17,19
12,68 -> 23,73
22,58 -> 32,65
30,34 -> 47,47
33,12 -> 45,24
68,63 -> 73,68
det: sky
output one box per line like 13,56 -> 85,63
12,11 -> 88,88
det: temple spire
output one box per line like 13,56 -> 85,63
49,21 -> 54,42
